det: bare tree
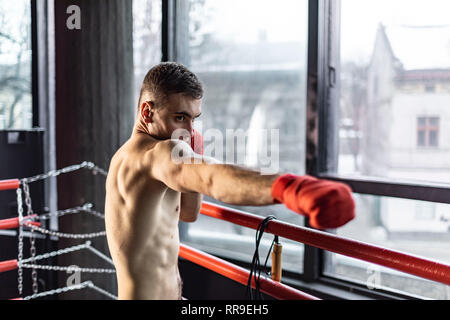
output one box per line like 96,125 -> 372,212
0,0 -> 31,129
340,61 -> 368,172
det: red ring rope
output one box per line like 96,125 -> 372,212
200,202 -> 450,286
179,243 -> 320,300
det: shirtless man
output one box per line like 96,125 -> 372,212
105,62 -> 355,300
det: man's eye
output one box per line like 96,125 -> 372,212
175,116 -> 185,121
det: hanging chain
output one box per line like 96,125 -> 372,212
19,263 -> 116,274
22,161 -> 108,184
16,188 -> 24,295
20,242 -> 92,264
22,281 -> 117,300
23,281 -> 91,300
86,244 -> 115,266
19,241 -> 115,267
14,161 -> 110,299
87,282 -> 118,300
37,203 -> 105,221
22,181 -> 38,295
24,224 -> 106,239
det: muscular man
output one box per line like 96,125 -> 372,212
105,62 -> 355,300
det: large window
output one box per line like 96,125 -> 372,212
132,0 -> 450,299
0,0 -> 32,129
327,0 -> 450,299
176,0 -> 309,274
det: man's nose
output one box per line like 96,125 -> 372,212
185,121 -> 194,135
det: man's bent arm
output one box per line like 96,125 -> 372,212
149,140 -> 281,206
180,192 -> 203,222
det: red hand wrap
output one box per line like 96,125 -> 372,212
191,129 -> 203,155
271,174 -> 355,229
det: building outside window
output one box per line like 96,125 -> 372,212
329,0 -> 450,299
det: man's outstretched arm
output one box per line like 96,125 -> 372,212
148,139 -> 355,229
148,139 -> 280,206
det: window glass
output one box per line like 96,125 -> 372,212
0,0 -> 32,129
324,193 -> 450,299
429,130 -> 438,147
132,0 -> 162,109
177,0 -> 308,274
338,0 -> 450,184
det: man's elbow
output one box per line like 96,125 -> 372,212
180,209 -> 200,223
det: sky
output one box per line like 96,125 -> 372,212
2,0 -> 449,68
199,0 -> 308,44
0,0 -> 30,64
341,0 -> 450,64
199,0 -> 450,67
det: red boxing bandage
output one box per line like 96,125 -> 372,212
271,174 -> 355,229
191,129 -> 203,155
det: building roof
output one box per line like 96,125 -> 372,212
395,69 -> 450,82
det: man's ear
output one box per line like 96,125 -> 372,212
140,101 -> 154,123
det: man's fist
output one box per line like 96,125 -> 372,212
271,174 -> 355,229
191,129 -> 203,155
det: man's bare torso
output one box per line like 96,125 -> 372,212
105,134 -> 182,300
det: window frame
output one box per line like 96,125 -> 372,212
165,0 -> 447,300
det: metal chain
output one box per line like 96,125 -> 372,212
87,282 -> 118,300
16,188 -> 24,295
20,263 -> 116,274
20,242 -> 92,264
22,281 -> 117,300
13,161 -> 110,298
81,204 -> 106,219
25,224 -> 106,239
22,182 -> 38,295
22,161 -> 108,184
20,241 -> 115,267
23,281 -> 91,300
87,245 -> 115,266
37,203 -> 105,221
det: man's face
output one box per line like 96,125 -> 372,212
149,93 -> 202,141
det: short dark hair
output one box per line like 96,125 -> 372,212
138,62 -> 203,110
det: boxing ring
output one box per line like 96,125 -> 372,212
1,163 -> 450,300
0,163 -> 116,300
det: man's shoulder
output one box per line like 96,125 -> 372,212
146,138 -> 192,159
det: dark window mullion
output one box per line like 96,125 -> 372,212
162,0 -> 176,62
304,0 -> 338,283
31,0 -> 39,127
